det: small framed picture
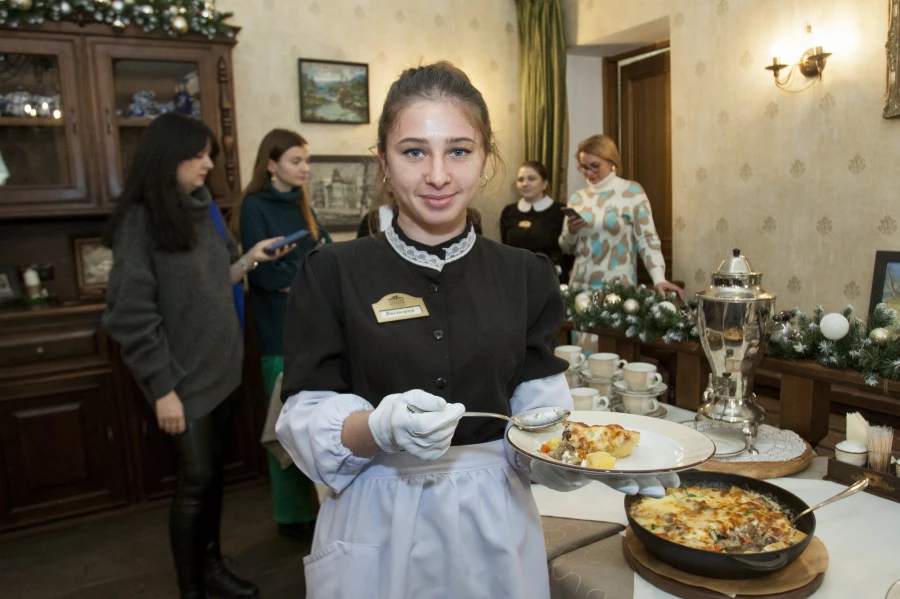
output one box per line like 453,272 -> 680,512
298,58 -> 370,124
0,265 -> 22,305
308,155 -> 380,232
868,250 -> 900,314
72,236 -> 113,296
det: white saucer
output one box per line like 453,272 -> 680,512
612,380 -> 668,396
611,403 -> 668,419
580,369 -> 622,383
680,421 -> 749,458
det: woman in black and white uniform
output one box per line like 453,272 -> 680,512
276,62 -> 676,599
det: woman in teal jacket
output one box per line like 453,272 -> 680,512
232,129 -> 330,539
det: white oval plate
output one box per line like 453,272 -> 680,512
680,421 -> 749,458
507,410 -> 716,478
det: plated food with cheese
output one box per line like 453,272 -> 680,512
539,421 -> 640,469
506,410 -> 716,476
630,485 -> 807,553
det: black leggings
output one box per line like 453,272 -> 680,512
169,388 -> 237,595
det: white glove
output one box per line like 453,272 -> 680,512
367,389 -> 465,461
530,460 -> 680,498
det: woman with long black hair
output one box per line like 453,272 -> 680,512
103,113 -> 292,599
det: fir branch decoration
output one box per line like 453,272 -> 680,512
1,0 -> 235,39
562,281 -> 698,344
562,282 -> 900,386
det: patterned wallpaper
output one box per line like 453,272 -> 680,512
669,0 -> 900,313
215,0 -> 521,240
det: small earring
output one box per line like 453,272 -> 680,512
481,172 -> 487,179
612,166 -> 617,172
382,175 -> 388,184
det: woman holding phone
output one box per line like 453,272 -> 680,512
103,113 -> 291,599
230,128 -> 330,541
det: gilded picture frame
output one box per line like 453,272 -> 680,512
885,0 -> 900,118
298,59 -> 370,124
72,236 -> 113,296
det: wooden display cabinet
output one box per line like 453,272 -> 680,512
0,22 -> 241,217
0,22 -> 265,533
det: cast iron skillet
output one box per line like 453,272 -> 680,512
624,471 -> 816,579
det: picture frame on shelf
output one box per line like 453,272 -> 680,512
308,155 -> 379,232
0,265 -> 22,306
298,59 -> 369,124
868,250 -> 900,314
72,236 -> 113,297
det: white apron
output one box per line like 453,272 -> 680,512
303,439 -> 550,599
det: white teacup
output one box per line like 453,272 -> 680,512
570,387 -> 610,411
585,377 -> 612,396
588,353 -> 628,378
623,362 -> 663,390
555,345 -> 586,368
621,392 -> 659,415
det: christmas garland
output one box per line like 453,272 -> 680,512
1,0 -> 235,39
561,281 -> 698,345
561,282 -> 900,386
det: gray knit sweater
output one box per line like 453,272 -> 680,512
103,187 -> 243,420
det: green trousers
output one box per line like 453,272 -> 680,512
261,355 -> 318,524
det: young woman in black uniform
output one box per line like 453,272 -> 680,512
275,62 -> 676,599
499,160 -> 570,282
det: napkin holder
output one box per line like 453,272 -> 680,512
825,457 -> 900,504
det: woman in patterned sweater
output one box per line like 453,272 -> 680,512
559,134 -> 682,296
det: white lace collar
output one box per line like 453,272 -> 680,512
384,219 -> 477,272
517,195 -> 554,213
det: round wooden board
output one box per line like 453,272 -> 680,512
694,440 -> 815,479
623,536 -> 825,599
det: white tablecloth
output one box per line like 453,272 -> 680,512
531,404 -> 900,599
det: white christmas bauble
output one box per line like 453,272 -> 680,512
820,313 -> 850,340
623,298 -> 640,314
171,14 -> 189,33
658,301 -> 677,313
60,1 -> 72,14
112,0 -> 124,11
559,284 -> 569,294
574,292 -> 592,314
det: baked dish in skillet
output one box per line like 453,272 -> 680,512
630,485 -> 807,553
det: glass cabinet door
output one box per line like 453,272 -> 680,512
0,37 -> 89,215
91,43 -> 215,203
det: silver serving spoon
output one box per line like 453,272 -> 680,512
790,477 -> 869,525
407,405 -> 570,432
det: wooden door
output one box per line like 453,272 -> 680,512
0,372 -> 127,530
604,46 -> 673,285
0,34 -> 93,217
87,39 -> 220,206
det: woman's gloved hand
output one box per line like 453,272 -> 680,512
367,389 -> 465,461
530,460 -> 680,498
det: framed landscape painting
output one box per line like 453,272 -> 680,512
308,155 -> 379,232
298,59 -> 369,124
868,250 -> 900,314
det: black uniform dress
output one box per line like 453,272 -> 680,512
499,198 -> 571,283
282,213 -> 569,445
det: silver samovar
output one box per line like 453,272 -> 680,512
695,249 -> 775,454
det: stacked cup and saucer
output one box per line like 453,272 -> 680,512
580,352 -> 627,400
611,362 -> 669,418
556,345 -> 587,389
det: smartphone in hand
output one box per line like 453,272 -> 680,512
263,230 -> 310,256
564,208 -> 581,220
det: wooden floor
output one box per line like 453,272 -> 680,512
0,483 -> 309,598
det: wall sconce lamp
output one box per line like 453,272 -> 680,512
765,25 -> 832,91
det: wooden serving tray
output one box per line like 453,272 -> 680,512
695,440 -> 815,479
623,532 -> 826,599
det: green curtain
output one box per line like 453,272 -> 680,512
515,0 -> 569,202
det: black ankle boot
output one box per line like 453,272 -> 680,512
205,545 -> 259,598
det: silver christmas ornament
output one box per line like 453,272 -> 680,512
623,298 -> 640,314
60,2 -> 72,14
171,14 -> 188,33
870,327 -> 891,346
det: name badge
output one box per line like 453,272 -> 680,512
371,293 -> 430,323
517,220 -> 532,229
